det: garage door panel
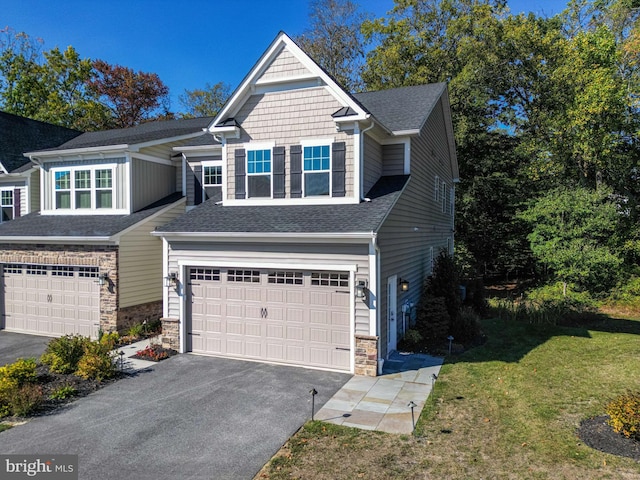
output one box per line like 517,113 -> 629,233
188,267 -> 351,371
2,264 -> 100,338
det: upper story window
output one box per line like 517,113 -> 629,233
0,190 -> 13,222
247,149 -> 271,198
303,145 -> 330,196
53,166 -> 114,210
203,164 -> 222,186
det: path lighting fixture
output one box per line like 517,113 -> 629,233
355,280 -> 368,299
98,272 -> 109,286
447,335 -> 454,354
399,278 -> 410,292
408,401 -> 417,431
310,388 -> 318,421
164,272 -> 177,287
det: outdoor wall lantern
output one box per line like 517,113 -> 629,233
164,272 -> 177,287
399,278 -> 410,292
98,272 -> 109,286
355,280 -> 368,299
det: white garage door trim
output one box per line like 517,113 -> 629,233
178,261 -> 356,373
1,263 -> 101,338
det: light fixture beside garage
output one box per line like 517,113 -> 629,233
399,278 -> 410,292
355,279 -> 368,299
98,272 -> 109,286
164,272 -> 177,287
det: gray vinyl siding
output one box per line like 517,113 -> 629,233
226,87 -> 354,199
118,199 -> 186,308
362,134 -> 382,195
166,241 -> 370,335
29,169 -> 40,214
376,97 -> 456,358
185,155 -> 222,206
257,46 -> 312,81
130,159 -> 176,211
40,158 -> 127,211
382,144 -> 405,175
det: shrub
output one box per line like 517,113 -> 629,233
99,331 -> 120,350
416,297 -> 450,342
5,384 -> 43,417
425,251 -> 461,322
49,385 -> 78,400
450,306 -> 482,342
125,323 -> 145,338
75,341 -> 115,381
41,335 -> 90,374
0,358 -> 37,384
607,392 -> 640,440
397,329 -> 423,351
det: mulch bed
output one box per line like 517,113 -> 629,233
578,415 -> 640,461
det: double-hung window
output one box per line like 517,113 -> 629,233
0,190 -> 13,222
303,145 -> 330,196
203,164 -> 222,186
54,166 -> 114,210
247,149 -> 271,198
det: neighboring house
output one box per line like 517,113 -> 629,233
0,117 -> 213,338
0,112 -> 82,223
154,32 -> 459,376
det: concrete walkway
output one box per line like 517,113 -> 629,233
316,352 -> 443,434
111,336 -> 161,372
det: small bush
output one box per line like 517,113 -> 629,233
75,342 -> 115,381
450,306 -> 482,342
41,335 -> 90,374
0,358 -> 38,416
607,392 -> 640,440
398,329 -> 423,351
0,358 -> 37,385
416,297 -> 450,342
99,331 -> 120,350
5,384 -> 43,417
49,385 -> 78,400
125,323 -> 145,338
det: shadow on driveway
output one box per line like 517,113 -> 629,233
0,354 -> 351,480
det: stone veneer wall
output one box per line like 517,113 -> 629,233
355,334 -> 379,376
117,300 -> 162,332
160,317 -> 180,350
0,243 -> 119,332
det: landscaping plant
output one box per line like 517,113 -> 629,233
40,335 -> 90,374
607,392 -> 640,440
0,358 -> 41,417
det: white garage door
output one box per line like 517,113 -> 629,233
1,264 -> 100,338
188,268 -> 351,371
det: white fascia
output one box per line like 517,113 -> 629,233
26,145 -> 129,160
153,231 -> 375,244
162,237 -> 169,318
0,236 -> 115,244
172,144 -> 222,154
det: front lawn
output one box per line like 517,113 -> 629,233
257,314 -> 640,479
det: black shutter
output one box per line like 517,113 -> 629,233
332,142 -> 346,197
290,145 -> 302,198
13,188 -> 20,218
235,148 -> 246,199
273,146 -> 286,198
194,165 -> 203,205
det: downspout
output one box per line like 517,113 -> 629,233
181,153 -> 187,197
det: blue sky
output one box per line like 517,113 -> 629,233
1,0 -> 564,111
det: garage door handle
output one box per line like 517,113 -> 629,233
335,290 -> 349,294
188,332 -> 201,336
335,347 -> 350,351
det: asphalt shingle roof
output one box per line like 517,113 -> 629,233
34,117 -> 214,152
353,83 -> 446,133
0,112 -> 82,173
0,193 -> 182,238
157,176 -> 409,234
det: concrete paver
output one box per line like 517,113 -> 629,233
317,351 -> 443,434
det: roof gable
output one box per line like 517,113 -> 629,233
0,112 -> 82,173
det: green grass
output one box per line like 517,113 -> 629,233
258,314 -> 640,479
0,423 -> 12,433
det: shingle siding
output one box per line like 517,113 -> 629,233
226,87 -> 354,199
258,47 -> 311,81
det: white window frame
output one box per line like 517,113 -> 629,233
434,175 -> 440,202
301,140 -> 332,197
202,161 -> 223,187
0,188 -> 14,223
51,164 -> 116,212
245,143 -> 274,199
450,185 -> 455,216
441,181 -> 447,213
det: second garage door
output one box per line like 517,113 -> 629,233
188,267 -> 351,371
2,263 -> 101,338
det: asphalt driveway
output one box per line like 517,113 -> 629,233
0,331 -> 50,366
0,353 -> 351,479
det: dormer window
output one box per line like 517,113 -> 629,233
53,166 -> 114,210
247,149 -> 272,198
303,145 -> 330,196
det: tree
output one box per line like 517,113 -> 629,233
88,60 -> 170,128
518,186 -> 624,293
295,0 -> 368,92
179,82 -> 230,118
